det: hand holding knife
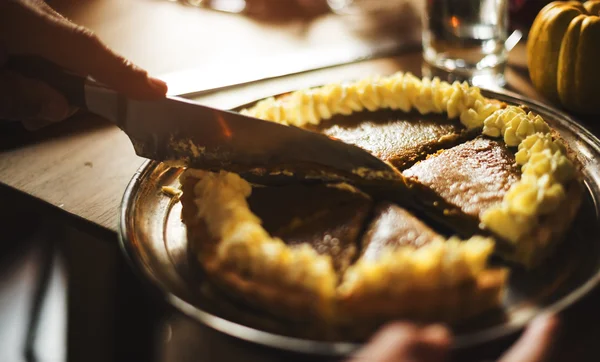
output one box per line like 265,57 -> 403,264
8,55 -> 402,188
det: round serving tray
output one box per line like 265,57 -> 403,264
119,88 -> 600,356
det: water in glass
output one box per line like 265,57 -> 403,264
422,0 -> 509,87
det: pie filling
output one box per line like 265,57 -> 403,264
179,73 -> 582,330
247,183 -> 372,273
307,109 -> 476,169
359,202 -> 440,262
403,137 -> 521,238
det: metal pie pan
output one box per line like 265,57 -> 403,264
118,88 -> 600,356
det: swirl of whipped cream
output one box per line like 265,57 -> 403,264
504,174 -> 565,215
515,133 -> 564,165
481,156 -> 574,245
522,149 -> 575,184
241,72 -> 500,130
481,129 -> 576,244
338,236 -> 494,295
478,106 -> 578,251
480,206 -> 533,243
482,106 -> 551,146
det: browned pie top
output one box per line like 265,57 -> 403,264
360,203 -> 440,262
309,110 -> 471,169
403,137 -> 520,218
248,184 -> 372,272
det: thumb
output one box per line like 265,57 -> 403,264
349,323 -> 451,362
499,313 -> 560,362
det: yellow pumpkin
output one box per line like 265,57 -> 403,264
527,1 -> 600,115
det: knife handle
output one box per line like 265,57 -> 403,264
6,55 -> 88,110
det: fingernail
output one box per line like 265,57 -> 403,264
40,101 -> 68,122
421,324 -> 451,345
148,77 -> 168,95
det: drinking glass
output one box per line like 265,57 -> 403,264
422,0 -> 510,87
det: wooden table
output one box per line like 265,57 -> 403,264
1,1 -> 599,361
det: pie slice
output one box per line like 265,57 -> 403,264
247,183 -> 372,273
403,137 -> 521,238
359,202 -> 442,261
338,202 -> 506,326
404,136 -> 582,267
307,109 -> 476,169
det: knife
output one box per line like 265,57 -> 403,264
7,56 -> 402,185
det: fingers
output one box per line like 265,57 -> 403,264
349,323 -> 451,362
43,26 -> 168,100
31,0 -> 68,19
0,1 -> 167,100
499,313 -> 559,362
0,70 -> 70,128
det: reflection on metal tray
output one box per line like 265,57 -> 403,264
118,88 -> 600,357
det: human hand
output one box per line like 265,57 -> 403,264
497,313 -> 559,362
349,323 -> 451,362
0,0 -> 168,130
349,313 -> 559,362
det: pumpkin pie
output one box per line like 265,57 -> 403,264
179,72 -> 581,334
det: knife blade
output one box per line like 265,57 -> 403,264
8,56 -> 402,184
